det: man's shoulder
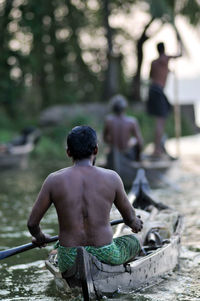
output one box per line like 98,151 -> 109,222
95,166 -> 119,178
125,115 -> 137,125
105,114 -> 115,122
126,115 -> 136,121
151,58 -> 159,65
159,54 -> 169,64
46,167 -> 71,181
153,55 -> 168,64
94,166 -> 122,186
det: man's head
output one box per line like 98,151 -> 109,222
157,42 -> 165,55
67,126 -> 98,161
110,94 -> 127,114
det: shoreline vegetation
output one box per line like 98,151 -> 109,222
0,103 -> 195,165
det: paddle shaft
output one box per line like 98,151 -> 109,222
0,218 -> 123,260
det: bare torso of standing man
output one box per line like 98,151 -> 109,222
150,54 -> 170,88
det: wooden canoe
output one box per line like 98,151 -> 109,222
103,148 -> 176,188
45,169 -> 183,300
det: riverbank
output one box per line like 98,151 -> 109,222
1,103 -> 195,164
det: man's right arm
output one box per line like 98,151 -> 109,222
27,175 -> 53,244
169,37 -> 183,59
113,173 -> 143,233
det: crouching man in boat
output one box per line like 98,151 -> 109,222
27,125 -> 143,274
103,94 -> 143,162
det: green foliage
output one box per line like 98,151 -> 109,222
0,129 -> 14,143
0,103 -> 195,165
0,0 -> 199,119
127,108 -> 194,146
147,0 -> 174,20
33,135 -> 66,160
31,112 -> 98,161
147,0 -> 200,25
179,0 -> 200,25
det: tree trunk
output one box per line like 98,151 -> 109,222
131,18 -> 154,102
102,0 -> 120,100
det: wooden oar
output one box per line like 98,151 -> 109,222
0,235 -> 58,260
0,219 -> 123,260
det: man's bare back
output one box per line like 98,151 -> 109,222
150,40 -> 182,88
27,126 -> 143,273
27,126 -> 143,249
150,54 -> 169,88
103,95 -> 143,154
104,115 -> 143,151
29,163 -> 138,247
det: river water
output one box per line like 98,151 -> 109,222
0,139 -> 200,301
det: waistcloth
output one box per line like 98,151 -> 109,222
55,234 -> 140,273
146,83 -> 172,118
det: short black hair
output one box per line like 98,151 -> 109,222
157,42 -> 165,54
110,94 -> 127,114
67,126 -> 97,160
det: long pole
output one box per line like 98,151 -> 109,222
173,67 -> 181,158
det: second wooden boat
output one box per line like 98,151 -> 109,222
104,148 -> 176,188
0,128 -> 40,169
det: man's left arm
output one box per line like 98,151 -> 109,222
131,120 -> 143,149
113,173 -> 143,233
27,175 -> 53,245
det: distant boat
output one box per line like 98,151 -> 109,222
0,127 -> 41,169
101,147 -> 176,188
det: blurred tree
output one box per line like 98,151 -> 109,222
0,0 -> 200,119
20,0 -> 98,109
0,0 -> 24,117
100,0 -> 138,100
0,0 -> 103,118
131,0 -> 200,101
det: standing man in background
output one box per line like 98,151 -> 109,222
146,38 -> 182,157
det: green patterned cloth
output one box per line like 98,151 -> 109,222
55,235 -> 140,273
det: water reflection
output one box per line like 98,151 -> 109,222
0,158 -> 200,300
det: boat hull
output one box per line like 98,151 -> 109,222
45,220 -> 182,299
104,149 -> 175,188
90,233 -> 181,297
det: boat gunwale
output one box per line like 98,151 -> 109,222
45,213 -> 183,276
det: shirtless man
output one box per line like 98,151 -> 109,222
27,126 -> 143,274
147,40 -> 182,157
103,94 -> 143,161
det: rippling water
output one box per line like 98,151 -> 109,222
0,156 -> 200,300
